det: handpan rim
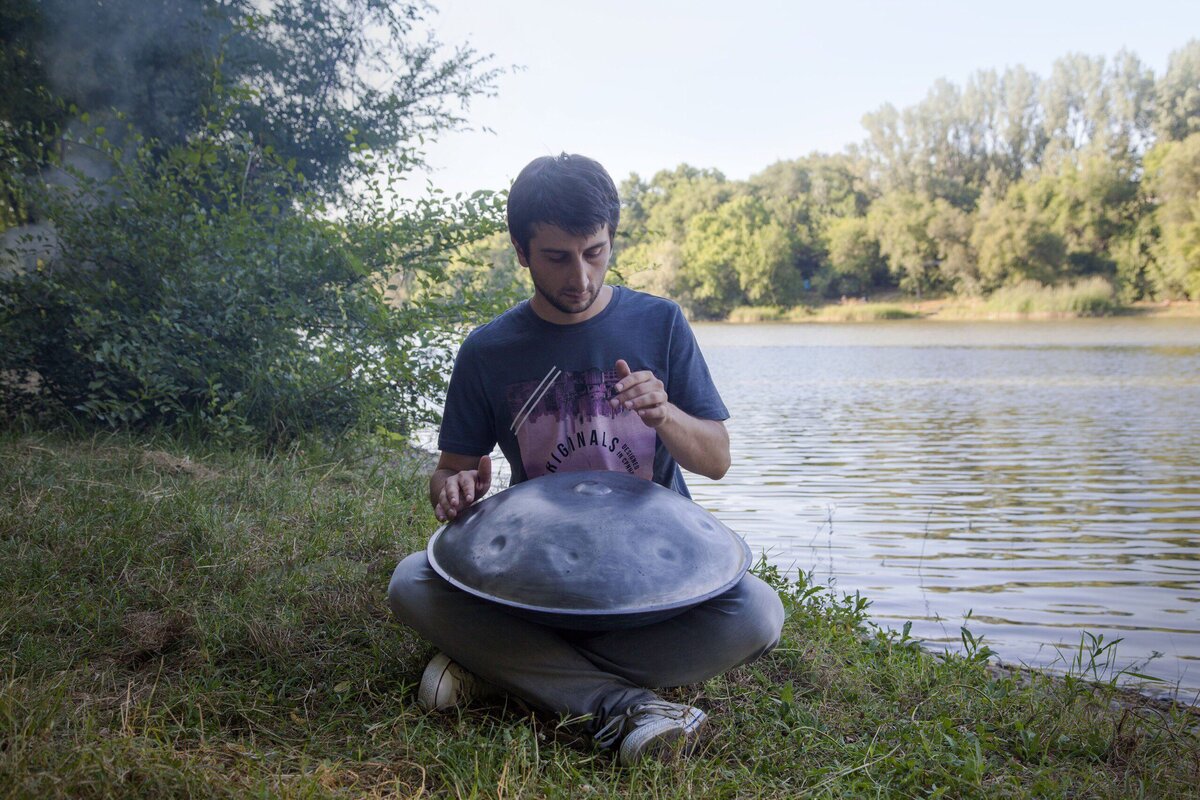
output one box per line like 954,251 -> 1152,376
426,525 -> 753,620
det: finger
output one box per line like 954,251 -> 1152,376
436,494 -> 453,522
623,388 -> 668,410
477,455 -> 492,494
443,480 -> 461,509
637,404 -> 670,426
616,374 -> 665,405
617,375 -> 662,397
457,472 -> 477,505
612,362 -> 653,409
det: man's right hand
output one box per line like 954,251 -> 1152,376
431,454 -> 492,522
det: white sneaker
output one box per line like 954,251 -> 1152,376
416,652 -> 499,711
595,700 -> 708,767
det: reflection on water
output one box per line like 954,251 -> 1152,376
687,319 -> 1200,699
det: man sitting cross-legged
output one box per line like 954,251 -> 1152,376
388,153 -> 783,766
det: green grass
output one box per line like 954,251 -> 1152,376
1,429 -> 1197,798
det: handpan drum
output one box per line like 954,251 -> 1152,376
426,470 -> 752,630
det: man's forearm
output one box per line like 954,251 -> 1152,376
654,405 -> 730,480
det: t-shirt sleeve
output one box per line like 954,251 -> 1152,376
665,305 -> 729,421
437,336 -> 497,456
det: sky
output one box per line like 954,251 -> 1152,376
404,0 -> 1200,198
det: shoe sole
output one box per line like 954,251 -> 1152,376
618,708 -> 707,766
417,652 -> 455,711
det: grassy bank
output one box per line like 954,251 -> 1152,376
724,279 -> 1200,323
727,304 -> 919,323
2,431 -> 1198,798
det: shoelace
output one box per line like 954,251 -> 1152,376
592,700 -> 695,749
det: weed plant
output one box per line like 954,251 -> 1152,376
788,303 -> 919,322
1,430 -> 1197,798
726,306 -> 787,323
976,278 -> 1121,318
724,304 -> 919,323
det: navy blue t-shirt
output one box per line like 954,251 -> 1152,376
437,286 -> 728,497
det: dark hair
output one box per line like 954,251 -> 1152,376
506,153 -> 620,257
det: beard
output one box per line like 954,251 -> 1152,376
534,281 -> 602,316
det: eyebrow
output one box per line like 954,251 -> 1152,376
538,241 -> 609,255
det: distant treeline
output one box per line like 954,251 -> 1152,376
596,45 -> 1199,319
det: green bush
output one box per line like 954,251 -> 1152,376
0,112 -> 505,444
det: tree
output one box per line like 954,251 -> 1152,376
0,0 -> 68,226
861,74 -> 1005,208
1040,53 -> 1109,158
1106,50 -> 1156,156
678,196 -> 802,317
823,216 -> 886,297
677,210 -> 742,319
1154,40 -> 1200,143
616,165 -> 733,306
867,192 -> 941,296
229,0 -> 498,196
19,0 -> 498,199
434,228 -> 529,310
1039,51 -> 1154,165
1041,151 -> 1140,278
747,153 -> 872,282
993,65 -> 1048,186
970,180 -> 1066,290
926,199 -> 977,294
1144,133 -> 1200,298
32,0 -> 229,150
620,164 -> 732,245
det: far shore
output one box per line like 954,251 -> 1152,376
713,296 -> 1200,324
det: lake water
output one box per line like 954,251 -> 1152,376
686,318 -> 1200,700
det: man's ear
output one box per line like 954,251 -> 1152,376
510,235 -> 530,268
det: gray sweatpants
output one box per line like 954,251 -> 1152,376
387,551 -> 785,735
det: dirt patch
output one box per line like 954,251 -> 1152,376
0,369 -> 42,393
121,610 -> 191,663
141,450 -> 219,480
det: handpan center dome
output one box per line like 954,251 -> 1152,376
426,470 -> 752,629
573,480 -> 613,496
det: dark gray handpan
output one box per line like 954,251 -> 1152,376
426,470 -> 752,630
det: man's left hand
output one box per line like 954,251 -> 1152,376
610,359 -> 671,428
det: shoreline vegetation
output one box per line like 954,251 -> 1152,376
721,281 -> 1200,324
3,431 -> 1198,798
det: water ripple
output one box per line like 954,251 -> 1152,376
690,320 -> 1200,698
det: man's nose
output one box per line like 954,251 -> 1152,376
566,256 -> 589,285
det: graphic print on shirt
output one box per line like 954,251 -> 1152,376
506,365 -> 655,480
